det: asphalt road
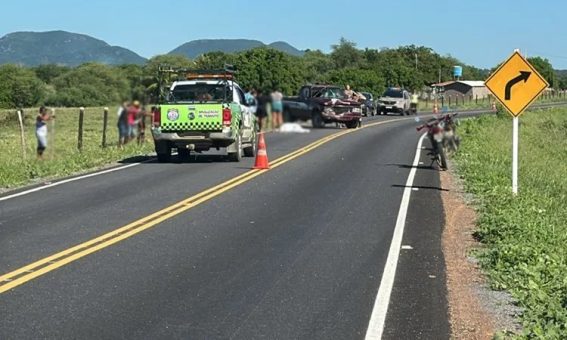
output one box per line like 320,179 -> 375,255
0,113 -> 453,339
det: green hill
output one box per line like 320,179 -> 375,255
0,31 -> 147,66
169,39 -> 304,58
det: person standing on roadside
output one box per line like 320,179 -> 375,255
127,100 -> 141,142
137,106 -> 154,144
411,92 -> 419,114
255,90 -> 269,131
270,89 -> 284,130
117,101 -> 129,147
36,106 -> 53,159
244,88 -> 255,106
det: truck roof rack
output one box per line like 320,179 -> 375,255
158,64 -> 236,81
156,64 -> 237,102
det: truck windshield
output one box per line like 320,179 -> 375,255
383,89 -> 403,98
169,83 -> 231,103
315,87 -> 346,99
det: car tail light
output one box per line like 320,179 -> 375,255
223,107 -> 232,126
153,107 -> 161,126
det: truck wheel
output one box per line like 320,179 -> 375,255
155,141 -> 172,163
345,121 -> 358,129
178,148 -> 190,161
228,133 -> 242,162
312,111 -> 325,128
243,133 -> 257,157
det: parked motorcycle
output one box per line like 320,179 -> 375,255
416,113 -> 460,170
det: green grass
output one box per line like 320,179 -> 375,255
454,108 -> 567,338
0,107 -> 154,189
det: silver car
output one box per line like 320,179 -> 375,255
378,88 -> 411,116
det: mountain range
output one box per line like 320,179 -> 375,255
0,31 -> 147,66
0,31 -> 305,67
168,39 -> 304,58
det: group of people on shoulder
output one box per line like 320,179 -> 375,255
117,101 -> 154,146
244,88 -> 284,132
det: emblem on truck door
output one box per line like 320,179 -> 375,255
167,108 -> 179,121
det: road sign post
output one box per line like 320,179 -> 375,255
485,50 -> 549,195
512,116 -> 519,194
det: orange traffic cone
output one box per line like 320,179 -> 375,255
253,133 -> 270,169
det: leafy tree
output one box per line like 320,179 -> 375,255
116,64 -> 146,101
527,57 -> 556,88
324,68 -> 385,95
47,63 -> 129,107
34,64 -> 71,84
302,50 -> 335,82
194,51 -> 237,70
144,54 -> 195,102
234,48 -> 306,94
0,64 -> 46,108
330,38 -> 362,69
557,74 -> 567,90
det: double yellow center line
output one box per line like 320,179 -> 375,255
0,119 -> 399,294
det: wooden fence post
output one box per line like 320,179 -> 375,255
17,110 -> 27,160
102,107 -> 108,148
78,107 -> 84,151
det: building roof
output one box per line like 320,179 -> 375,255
432,81 -> 455,87
458,80 -> 485,87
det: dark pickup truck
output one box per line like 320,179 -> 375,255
283,85 -> 363,128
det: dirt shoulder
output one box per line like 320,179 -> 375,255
440,167 -> 521,339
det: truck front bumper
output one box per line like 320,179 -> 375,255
322,110 -> 362,122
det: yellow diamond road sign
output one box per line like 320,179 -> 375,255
485,51 -> 549,117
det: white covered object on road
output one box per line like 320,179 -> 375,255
279,123 -> 310,133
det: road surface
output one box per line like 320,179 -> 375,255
0,113 -> 461,339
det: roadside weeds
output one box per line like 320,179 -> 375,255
440,162 -> 522,339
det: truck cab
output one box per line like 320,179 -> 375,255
283,85 -> 362,128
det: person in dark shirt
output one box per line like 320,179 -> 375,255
137,106 -> 154,144
255,90 -> 269,131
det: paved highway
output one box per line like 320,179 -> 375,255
0,113 -> 464,339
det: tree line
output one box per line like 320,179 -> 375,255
0,38 -> 563,109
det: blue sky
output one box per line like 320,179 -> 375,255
1,0 -> 566,69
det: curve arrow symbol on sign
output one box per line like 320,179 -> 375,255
504,71 -> 531,100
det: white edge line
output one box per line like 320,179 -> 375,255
365,133 -> 427,340
0,161 -> 148,202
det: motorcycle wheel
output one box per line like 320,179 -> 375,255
436,141 -> 448,170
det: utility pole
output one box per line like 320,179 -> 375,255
415,53 -> 418,70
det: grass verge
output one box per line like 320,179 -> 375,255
453,108 -> 567,338
0,107 -> 154,189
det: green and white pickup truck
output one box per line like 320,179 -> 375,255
151,66 -> 257,162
